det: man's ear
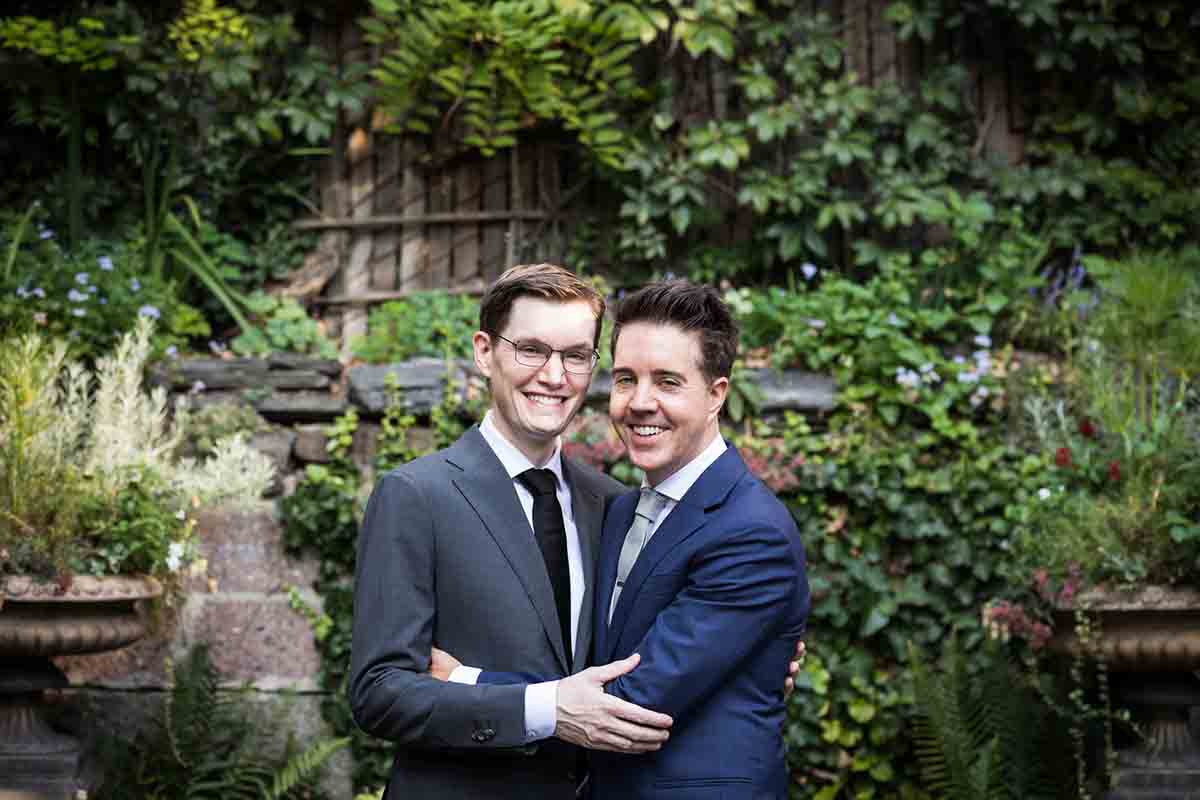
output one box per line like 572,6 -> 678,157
708,376 -> 730,418
472,331 -> 494,378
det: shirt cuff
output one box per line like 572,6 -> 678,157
524,680 -> 559,742
448,665 -> 481,684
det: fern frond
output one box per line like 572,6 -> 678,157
267,736 -> 350,799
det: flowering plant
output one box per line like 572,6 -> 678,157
1011,249 -> 1200,586
0,212 -> 209,360
0,318 -> 274,585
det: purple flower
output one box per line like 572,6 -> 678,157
808,318 -> 826,330
138,305 -> 161,319
208,340 -> 225,355
165,345 -> 178,358
886,313 -> 902,326
75,272 -> 89,285
896,367 -> 921,388
98,255 -> 114,271
68,289 -> 88,303
973,334 -> 991,348
130,278 -> 141,292
31,287 -> 44,298
801,262 -> 818,281
87,284 -> 98,294
38,227 -> 53,240
190,380 -> 207,394
15,286 -> 28,299
71,308 -> 86,317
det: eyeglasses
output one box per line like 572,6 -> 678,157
492,333 -> 599,375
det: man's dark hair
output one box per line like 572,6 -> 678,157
611,280 -> 739,382
479,263 -> 605,347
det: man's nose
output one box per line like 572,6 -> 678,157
629,381 -> 657,411
537,352 -> 566,384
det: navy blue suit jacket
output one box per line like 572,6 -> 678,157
589,446 -> 809,800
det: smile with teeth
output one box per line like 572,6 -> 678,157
631,425 -> 667,437
526,393 -> 566,407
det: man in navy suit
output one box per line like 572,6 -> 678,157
438,280 -> 809,798
588,280 -> 809,799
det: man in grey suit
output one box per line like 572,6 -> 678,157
349,264 -> 674,800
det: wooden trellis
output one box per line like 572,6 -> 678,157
293,0 -> 1029,351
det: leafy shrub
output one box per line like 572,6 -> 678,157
352,292 -> 479,363
231,291 -> 337,358
95,643 -> 348,800
909,637 -> 1075,800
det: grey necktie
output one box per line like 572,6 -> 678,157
608,488 -> 671,624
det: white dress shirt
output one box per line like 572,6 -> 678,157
449,412 -> 581,741
639,434 -> 728,535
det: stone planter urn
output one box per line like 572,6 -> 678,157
0,575 -> 162,799
1051,585 -> 1200,799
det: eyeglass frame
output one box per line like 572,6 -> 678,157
490,332 -> 599,375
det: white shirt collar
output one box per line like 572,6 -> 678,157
646,433 -> 727,503
479,410 -> 566,488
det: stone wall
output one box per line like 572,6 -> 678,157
58,357 -> 833,798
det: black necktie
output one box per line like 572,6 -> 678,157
518,468 -> 573,659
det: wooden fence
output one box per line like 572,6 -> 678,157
289,0 -> 1029,350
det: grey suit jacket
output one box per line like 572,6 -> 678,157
349,425 -> 625,800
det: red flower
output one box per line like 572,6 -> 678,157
1078,418 -> 1096,438
1108,460 -> 1121,481
1055,447 -> 1072,468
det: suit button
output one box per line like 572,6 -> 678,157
472,727 -> 496,743
566,769 -> 577,782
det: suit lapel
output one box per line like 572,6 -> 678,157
564,458 -> 603,673
447,428 -> 571,674
594,491 -> 637,663
604,447 -> 748,655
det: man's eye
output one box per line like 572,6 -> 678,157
518,346 -> 546,358
614,375 -> 634,386
563,351 -> 591,365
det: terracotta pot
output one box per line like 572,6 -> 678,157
0,575 -> 162,799
1051,585 -> 1200,799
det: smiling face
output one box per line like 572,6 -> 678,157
473,296 -> 598,464
610,321 -> 728,486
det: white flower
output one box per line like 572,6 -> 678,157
175,509 -> 186,520
957,370 -> 979,384
75,272 -> 90,285
1038,488 -> 1051,500
68,289 -> 88,303
72,308 -> 86,317
165,541 -> 186,572
973,334 -> 992,348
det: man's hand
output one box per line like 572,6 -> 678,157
555,653 -> 673,753
430,647 -> 462,681
784,640 -> 806,700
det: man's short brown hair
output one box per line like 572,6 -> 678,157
479,263 -> 605,347
611,280 -> 739,382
